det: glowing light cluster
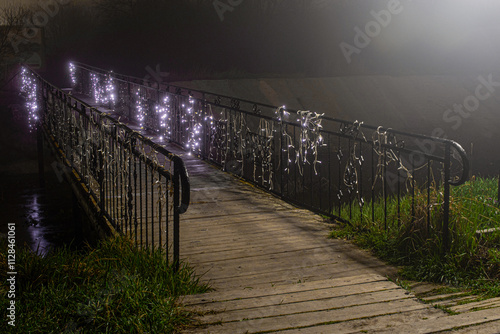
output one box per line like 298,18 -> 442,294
156,95 -> 172,141
182,96 -> 204,155
69,62 -> 77,86
90,72 -> 116,106
73,67 -> 328,188
135,88 -> 147,128
296,110 -> 324,175
20,67 -> 40,130
277,106 -> 325,175
104,74 -> 116,105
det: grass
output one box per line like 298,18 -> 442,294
330,176 -> 500,296
0,236 -> 210,333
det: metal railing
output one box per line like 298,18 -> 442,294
71,62 -> 470,253
24,66 -> 190,270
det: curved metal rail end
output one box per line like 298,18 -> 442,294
449,141 -> 470,187
174,156 -> 190,214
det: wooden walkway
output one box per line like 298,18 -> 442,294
172,149 -> 500,333
76,98 -> 500,333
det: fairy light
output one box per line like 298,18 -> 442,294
156,95 -> 172,139
296,110 -> 324,175
69,62 -> 77,86
90,72 -> 102,104
72,66 -> 328,181
20,67 -> 40,130
276,106 -> 325,175
104,73 -> 116,106
90,72 -> 116,106
135,88 -> 146,128
183,96 -> 203,155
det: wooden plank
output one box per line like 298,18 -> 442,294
449,297 -> 500,313
372,307 -> 500,334
195,289 -> 414,324
182,245 -> 341,265
182,274 -> 389,305
440,320 -> 500,334
276,308 -> 446,334
190,282 -> 411,323
180,235 -> 322,256
195,263 -> 395,291
187,299 -> 429,334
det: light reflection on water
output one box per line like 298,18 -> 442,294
1,173 -> 85,256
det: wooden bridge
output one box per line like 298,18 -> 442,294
23,64 -> 500,333
175,145 -> 500,333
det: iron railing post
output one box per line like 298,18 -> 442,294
173,160 -> 181,273
279,108 -> 284,197
443,143 -> 451,256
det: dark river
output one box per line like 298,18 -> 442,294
0,89 -> 89,255
0,170 -> 87,255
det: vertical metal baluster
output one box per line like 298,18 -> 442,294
337,136 -> 342,218
371,142 -> 375,223
173,161 -> 180,273
383,145 -> 387,231
411,156 -> 416,224
359,141 -> 364,222
112,129 -> 118,230
151,165 -> 155,251
327,134 -> 332,215
294,126 -> 298,203
279,109 -> 284,198
397,151 -> 401,228
348,137 -> 352,221
427,158 -> 431,235
158,175 -> 162,253
134,155 -> 138,246
145,160 -> 149,249
443,143 -> 451,255
166,174 -> 169,262
139,158 -> 143,248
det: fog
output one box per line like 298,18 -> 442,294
3,0 -> 500,79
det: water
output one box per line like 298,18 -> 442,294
0,171 -> 87,255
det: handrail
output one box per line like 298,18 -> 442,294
70,61 -> 471,254
31,66 -> 191,213
70,61 -> 469,187
23,65 -> 190,269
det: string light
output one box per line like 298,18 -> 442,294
182,96 -> 203,155
20,67 -> 39,131
73,66 -> 328,188
69,62 -> 77,86
156,95 -> 172,139
104,73 -> 116,106
295,110 -> 325,175
135,88 -> 146,128
90,72 -> 116,107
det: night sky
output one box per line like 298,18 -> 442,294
3,0 -> 500,80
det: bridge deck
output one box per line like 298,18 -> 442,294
79,99 -> 500,333
172,146 -> 500,334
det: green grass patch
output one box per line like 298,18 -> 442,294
0,236 -> 210,333
331,176 -> 500,295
